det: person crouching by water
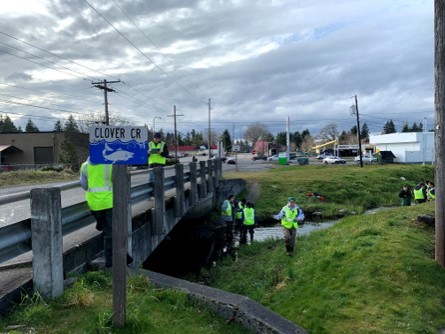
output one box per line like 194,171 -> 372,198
240,201 -> 256,245
274,197 -> 305,256
221,194 -> 236,243
399,185 -> 412,206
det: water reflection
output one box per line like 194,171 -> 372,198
255,222 -> 336,242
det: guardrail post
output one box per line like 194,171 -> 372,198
175,163 -> 185,217
30,188 -> 63,298
189,162 -> 198,206
199,161 -> 207,198
214,160 -> 221,188
207,160 -> 214,194
153,167 -> 165,235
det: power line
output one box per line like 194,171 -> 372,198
83,0 -> 206,104
0,30 -> 120,81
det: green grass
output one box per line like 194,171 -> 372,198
225,164 -> 434,220
0,271 -> 250,334
205,202 -> 445,333
0,169 -> 78,188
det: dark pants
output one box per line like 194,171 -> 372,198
240,225 -> 255,244
224,220 -> 234,243
91,208 -> 113,267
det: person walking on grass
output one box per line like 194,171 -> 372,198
274,197 -> 305,256
240,201 -> 256,245
399,185 -> 412,206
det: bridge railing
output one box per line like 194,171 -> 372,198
0,160 -> 222,266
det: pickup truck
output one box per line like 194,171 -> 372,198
354,155 -> 377,164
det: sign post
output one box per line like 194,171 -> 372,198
89,126 -> 147,327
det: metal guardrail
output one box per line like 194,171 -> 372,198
0,163 -> 207,265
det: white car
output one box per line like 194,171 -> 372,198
323,156 -> 346,164
354,155 -> 377,164
267,154 -> 279,161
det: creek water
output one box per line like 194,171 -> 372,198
142,220 -> 337,278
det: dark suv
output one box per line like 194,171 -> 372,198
252,155 -> 267,161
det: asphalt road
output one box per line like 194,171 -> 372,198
0,154 -> 324,228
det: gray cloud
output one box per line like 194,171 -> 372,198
0,0 -> 434,137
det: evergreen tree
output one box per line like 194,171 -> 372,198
275,132 -> 287,146
382,120 -> 396,134
361,123 -> 369,141
54,120 -> 63,131
64,115 -> 79,133
25,118 -> 39,132
338,130 -> 348,143
350,125 -> 358,136
401,123 -> 410,132
221,129 -> 232,152
292,131 -> 302,150
301,129 -> 310,138
0,115 -> 18,132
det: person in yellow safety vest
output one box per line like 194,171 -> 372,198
240,201 -> 256,244
273,196 -> 305,256
221,194 -> 236,243
148,132 -> 169,183
80,158 -> 133,268
427,181 -> 435,201
413,182 -> 427,204
235,198 -> 247,231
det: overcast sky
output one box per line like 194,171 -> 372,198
0,0 -> 434,139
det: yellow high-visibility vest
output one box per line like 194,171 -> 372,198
81,162 -> 113,211
148,141 -> 166,165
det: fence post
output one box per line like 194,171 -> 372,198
207,160 -> 214,194
30,188 -> 64,298
214,159 -> 221,189
199,161 -> 207,198
189,162 -> 198,206
175,163 -> 185,217
153,166 -> 165,235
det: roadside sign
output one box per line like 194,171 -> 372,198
89,126 -> 148,164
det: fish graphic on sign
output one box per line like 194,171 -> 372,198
102,143 -> 134,163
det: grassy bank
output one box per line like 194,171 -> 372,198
205,164 -> 445,333
225,164 -> 434,221
0,271 -> 249,334
0,169 -> 78,188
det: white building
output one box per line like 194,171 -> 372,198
369,132 -> 435,164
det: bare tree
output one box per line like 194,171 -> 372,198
300,134 -> 315,152
244,122 -> 269,148
318,123 -> 339,141
77,111 -> 133,133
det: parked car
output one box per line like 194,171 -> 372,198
317,153 -> 334,160
227,157 -> 236,164
267,154 -> 279,161
252,155 -> 267,161
354,155 -> 377,164
210,156 -> 227,162
323,156 -> 346,164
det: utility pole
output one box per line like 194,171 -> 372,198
286,116 -> 290,159
208,98 -> 212,157
168,105 -> 183,160
92,79 -> 121,125
435,0 -> 445,267
351,95 -> 363,168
